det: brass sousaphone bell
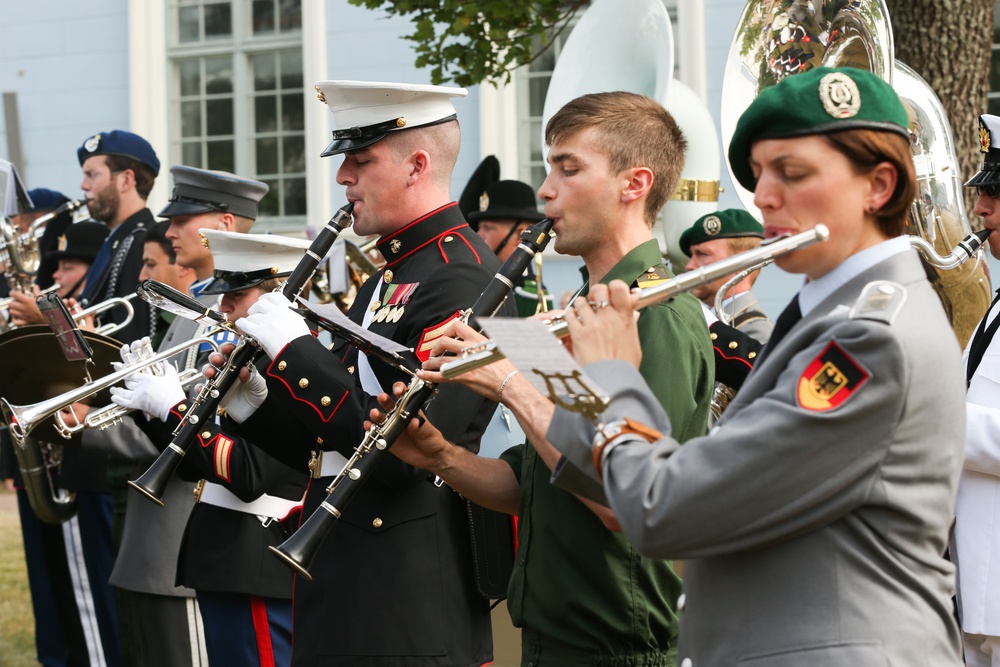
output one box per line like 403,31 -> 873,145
0,325 -> 121,523
720,0 -> 991,345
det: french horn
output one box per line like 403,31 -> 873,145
720,0 -> 990,346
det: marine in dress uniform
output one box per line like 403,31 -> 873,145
229,80 -> 507,666
548,67 -> 966,667
113,230 -> 313,667
953,113 -> 1000,667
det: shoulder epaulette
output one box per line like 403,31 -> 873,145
635,265 -> 671,290
848,280 -> 906,325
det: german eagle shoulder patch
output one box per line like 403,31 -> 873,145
796,340 -> 870,411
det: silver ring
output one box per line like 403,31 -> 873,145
595,300 -> 609,309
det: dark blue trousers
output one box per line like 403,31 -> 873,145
196,590 -> 292,667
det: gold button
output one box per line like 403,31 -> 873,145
316,437 -> 323,445
383,269 -> 394,283
201,431 -> 212,439
321,396 -> 331,407
372,517 -> 383,528
278,361 -> 287,371
728,341 -> 738,349
299,378 -> 309,389
348,366 -> 355,375
177,404 -> 187,412
710,333 -> 718,340
748,351 -> 757,359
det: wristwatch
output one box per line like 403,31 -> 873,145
591,417 -> 663,479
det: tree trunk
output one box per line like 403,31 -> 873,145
887,0 -> 994,219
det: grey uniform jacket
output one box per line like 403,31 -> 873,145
719,289 -> 773,343
88,294 -> 219,597
549,248 -> 964,667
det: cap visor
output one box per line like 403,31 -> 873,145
965,169 -> 1000,188
158,200 -> 215,218
320,133 -> 389,157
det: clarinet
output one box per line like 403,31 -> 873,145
270,218 -> 555,578
129,203 -> 355,506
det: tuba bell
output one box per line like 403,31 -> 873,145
720,0 -> 990,347
0,325 -> 121,523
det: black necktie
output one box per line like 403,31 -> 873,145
966,289 -> 1000,386
758,294 -> 801,363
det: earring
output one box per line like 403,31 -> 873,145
867,205 -> 876,213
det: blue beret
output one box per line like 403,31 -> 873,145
77,130 -> 160,176
25,188 -> 69,212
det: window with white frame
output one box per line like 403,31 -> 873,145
167,0 -> 305,231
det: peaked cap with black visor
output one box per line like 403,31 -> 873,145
158,165 -> 269,220
966,114 -> 1000,190
198,228 -> 311,295
314,80 -> 468,157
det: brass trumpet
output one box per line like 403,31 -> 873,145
1,334 -> 222,449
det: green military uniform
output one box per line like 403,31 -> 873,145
499,239 -> 713,665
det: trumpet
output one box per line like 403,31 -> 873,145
75,292 -> 140,336
0,334 -> 222,449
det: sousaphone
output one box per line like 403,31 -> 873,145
721,0 -> 990,345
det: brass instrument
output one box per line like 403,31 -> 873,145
313,238 -> 383,311
0,199 -> 88,282
1,333 -> 222,449
720,0 -> 990,346
0,325 -> 121,523
75,292 -> 140,336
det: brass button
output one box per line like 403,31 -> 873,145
348,366 -> 355,375
177,404 -> 187,412
321,396 -> 332,407
277,360 -> 287,371
748,351 -> 757,359
372,517 -> 383,528
316,437 -> 323,445
201,431 -> 211,439
383,269 -> 394,283
710,332 -> 718,341
728,341 -> 738,349
444,235 -> 454,242
299,378 -> 309,389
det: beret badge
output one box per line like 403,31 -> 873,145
818,72 -> 861,119
84,134 -> 101,153
702,215 -> 722,236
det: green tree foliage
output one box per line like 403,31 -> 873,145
348,0 -> 587,86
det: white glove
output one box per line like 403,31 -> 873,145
219,365 -> 268,424
110,362 -> 186,422
235,292 -> 310,359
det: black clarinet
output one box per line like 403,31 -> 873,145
271,218 -> 554,578
129,203 -> 355,506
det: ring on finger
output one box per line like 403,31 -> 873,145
595,300 -> 609,309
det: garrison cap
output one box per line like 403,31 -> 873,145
77,130 -> 160,176
157,166 -> 269,220
46,221 -> 109,264
466,179 -> 545,230
679,209 -> 763,256
965,114 -> 1000,188
728,67 -> 910,191
315,80 -> 467,156
25,188 -> 70,212
199,228 -> 310,295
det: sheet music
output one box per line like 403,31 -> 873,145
0,158 -> 31,216
478,317 -> 608,413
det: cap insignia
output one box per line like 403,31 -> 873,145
390,239 -> 402,254
396,117 -> 407,128
199,232 -> 210,249
703,215 -> 722,236
479,191 -> 489,212
270,267 -> 278,274
981,120 -> 991,153
57,234 -> 67,251
314,85 -> 326,104
84,134 -> 101,153
818,72 -> 861,119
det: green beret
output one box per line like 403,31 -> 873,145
679,209 -> 763,256
728,67 -> 910,192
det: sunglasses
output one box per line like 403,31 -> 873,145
976,183 -> 1000,199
